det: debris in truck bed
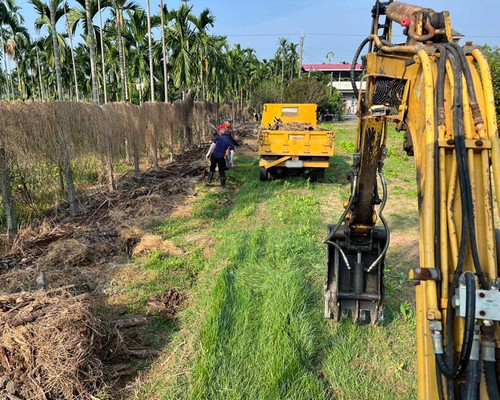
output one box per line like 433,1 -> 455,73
263,122 -> 322,131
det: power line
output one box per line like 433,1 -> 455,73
302,50 -> 324,65
224,33 -> 302,37
223,31 -> 500,40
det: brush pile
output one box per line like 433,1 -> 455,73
0,146 -> 209,292
0,288 -> 123,399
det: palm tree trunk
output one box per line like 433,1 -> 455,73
123,48 -> 129,99
124,138 -> 130,164
0,146 -> 17,240
62,153 -> 78,216
56,123 -> 78,215
147,0 -> 154,102
30,70 -> 35,97
36,48 -> 44,100
16,65 -> 22,97
0,27 -> 10,98
133,140 -> 140,179
115,5 -> 127,101
151,130 -> 159,170
104,132 -> 115,191
58,133 -> 78,216
49,0 -> 63,100
281,58 -> 284,102
98,0 -> 107,103
65,6 -> 80,101
6,57 -> 15,97
85,0 -> 99,104
180,128 -> 185,155
159,0 -> 168,102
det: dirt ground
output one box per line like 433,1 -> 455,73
0,123 -> 259,399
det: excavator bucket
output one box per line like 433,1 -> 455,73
325,225 -> 386,324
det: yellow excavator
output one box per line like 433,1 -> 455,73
325,1 -> 500,398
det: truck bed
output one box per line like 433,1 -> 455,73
258,129 -> 335,157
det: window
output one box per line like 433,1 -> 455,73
281,107 -> 298,117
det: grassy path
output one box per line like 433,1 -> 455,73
132,123 -> 419,400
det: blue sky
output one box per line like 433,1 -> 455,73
15,0 -> 500,64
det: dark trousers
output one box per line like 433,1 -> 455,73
210,155 -> 226,178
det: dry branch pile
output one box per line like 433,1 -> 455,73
0,146 -> 209,292
263,122 -> 320,131
0,288 -> 123,399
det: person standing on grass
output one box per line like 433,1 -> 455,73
206,129 -> 235,187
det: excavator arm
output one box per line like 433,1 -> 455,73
325,2 -> 500,398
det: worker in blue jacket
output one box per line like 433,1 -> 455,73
206,130 -> 235,187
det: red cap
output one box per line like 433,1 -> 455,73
401,18 -> 410,27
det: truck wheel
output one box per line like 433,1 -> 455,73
317,168 -> 327,183
259,167 -> 268,181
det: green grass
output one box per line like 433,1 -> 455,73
125,248 -> 205,312
190,190 -> 328,400
132,121 -> 419,400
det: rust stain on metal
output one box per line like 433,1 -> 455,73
387,2 -> 427,23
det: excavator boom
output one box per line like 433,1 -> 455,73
325,2 -> 500,398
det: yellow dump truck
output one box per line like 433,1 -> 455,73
258,103 -> 335,181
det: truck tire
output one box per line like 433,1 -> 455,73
317,168 -> 327,183
259,166 -> 268,181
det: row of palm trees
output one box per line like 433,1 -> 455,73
0,0 -> 304,105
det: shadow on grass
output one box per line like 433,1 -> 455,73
327,155 -> 351,184
192,154 -> 331,223
387,210 -> 419,232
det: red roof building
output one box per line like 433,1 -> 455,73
301,63 -> 362,72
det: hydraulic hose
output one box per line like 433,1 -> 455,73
447,42 -> 484,126
445,43 -> 489,289
435,272 -> 476,379
484,360 -> 500,400
435,45 -> 454,397
440,51 -> 470,389
367,170 -> 390,273
482,324 -> 500,400
351,38 -> 372,100
444,43 -> 489,290
436,364 -> 444,400
324,174 -> 358,244
433,45 -> 447,302
464,360 -> 481,400
435,45 -> 447,123
464,326 -> 481,400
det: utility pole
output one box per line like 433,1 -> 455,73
298,30 -> 305,79
326,51 -> 334,94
